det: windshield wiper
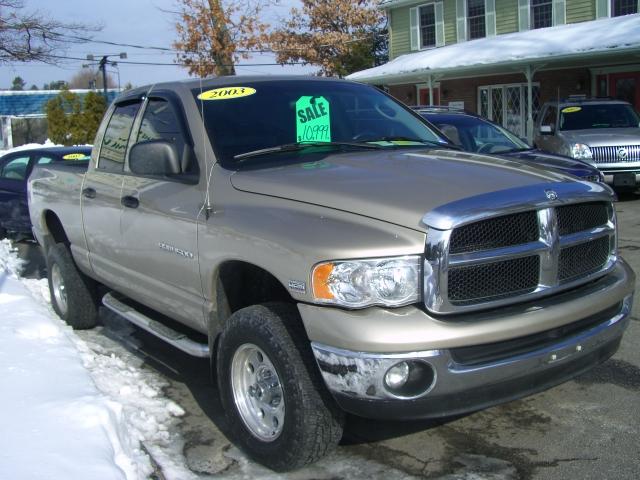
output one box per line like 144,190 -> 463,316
367,136 -> 462,150
234,141 -> 384,162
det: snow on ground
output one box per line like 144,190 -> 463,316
0,240 -> 195,480
0,240 -> 426,480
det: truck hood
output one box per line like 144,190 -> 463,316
230,148 -> 577,231
559,128 -> 640,147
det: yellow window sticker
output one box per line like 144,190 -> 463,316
62,153 -> 89,160
197,87 -> 256,101
562,106 -> 582,113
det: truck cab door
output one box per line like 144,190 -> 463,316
82,100 -> 142,284
118,95 -> 205,331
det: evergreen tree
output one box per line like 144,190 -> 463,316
11,76 -> 26,90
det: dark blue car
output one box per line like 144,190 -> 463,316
414,107 -> 603,182
0,145 -> 91,240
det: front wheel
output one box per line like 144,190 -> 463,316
217,303 -> 343,471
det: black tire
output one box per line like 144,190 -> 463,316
46,243 -> 98,329
217,303 -> 344,471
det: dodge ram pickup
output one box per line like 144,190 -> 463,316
28,77 -> 635,472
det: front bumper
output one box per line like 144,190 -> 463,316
303,261 -> 635,420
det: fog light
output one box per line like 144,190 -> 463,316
383,360 -> 436,398
384,362 -> 410,389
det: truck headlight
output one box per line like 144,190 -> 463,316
570,143 -> 593,160
312,256 -> 421,308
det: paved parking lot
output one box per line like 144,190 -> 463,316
16,192 -> 640,479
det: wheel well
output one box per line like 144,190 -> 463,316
44,211 -> 69,246
214,261 -> 293,327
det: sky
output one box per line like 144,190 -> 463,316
0,0 -> 316,90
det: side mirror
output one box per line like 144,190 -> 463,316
129,140 -> 181,176
539,125 -> 554,135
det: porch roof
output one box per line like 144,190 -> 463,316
347,14 -> 640,85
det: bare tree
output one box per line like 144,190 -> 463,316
269,0 -> 385,77
0,0 -> 97,64
172,0 -> 271,77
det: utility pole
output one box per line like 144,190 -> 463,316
86,52 -> 127,100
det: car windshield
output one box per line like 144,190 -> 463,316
192,80 -> 449,167
559,104 -> 640,131
423,113 -> 530,154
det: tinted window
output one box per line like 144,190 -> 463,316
194,81 -> 447,168
1,156 -> 30,180
559,104 -> 640,131
98,102 -> 140,173
428,115 -> 528,153
137,98 -> 186,156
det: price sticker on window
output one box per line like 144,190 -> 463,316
296,96 -> 331,143
562,106 -> 582,113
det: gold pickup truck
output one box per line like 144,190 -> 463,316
28,77 -> 635,472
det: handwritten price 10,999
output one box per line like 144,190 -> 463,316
298,124 -> 330,142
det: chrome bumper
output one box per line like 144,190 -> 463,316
311,294 -> 632,419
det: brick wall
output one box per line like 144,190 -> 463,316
386,69 -> 592,113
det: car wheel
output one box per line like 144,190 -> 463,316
47,243 -> 98,329
217,303 -> 344,471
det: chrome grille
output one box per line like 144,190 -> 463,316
590,145 -> 640,164
424,188 -> 617,315
449,211 -> 538,254
449,256 -> 540,305
556,202 -> 609,236
559,236 -> 611,283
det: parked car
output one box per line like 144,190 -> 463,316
414,106 -> 603,182
0,146 -> 91,240
534,97 -> 640,189
28,77 -> 634,471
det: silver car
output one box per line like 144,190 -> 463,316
534,98 -> 640,189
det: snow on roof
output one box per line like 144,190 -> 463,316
347,14 -> 640,83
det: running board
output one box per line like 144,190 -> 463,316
102,292 -> 210,358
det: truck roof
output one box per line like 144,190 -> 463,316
116,76 -> 356,102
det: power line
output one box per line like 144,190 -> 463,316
49,53 -> 308,68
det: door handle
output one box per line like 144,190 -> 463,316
121,195 -> 139,209
82,187 -> 96,199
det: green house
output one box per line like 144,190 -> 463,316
348,1 -> 640,140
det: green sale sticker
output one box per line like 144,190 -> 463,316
296,96 -> 331,142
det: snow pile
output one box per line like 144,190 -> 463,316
0,240 -> 196,480
348,14 -> 640,82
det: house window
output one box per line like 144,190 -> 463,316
419,5 -> 436,48
612,0 -> 638,16
467,0 -> 486,40
530,0 -> 553,28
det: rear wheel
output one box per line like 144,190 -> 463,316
47,243 -> 98,329
217,303 -> 343,471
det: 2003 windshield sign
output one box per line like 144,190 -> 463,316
197,87 -> 256,100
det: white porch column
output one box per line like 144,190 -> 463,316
426,74 -> 434,105
525,65 -> 534,144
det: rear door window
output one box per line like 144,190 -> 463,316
98,102 -> 141,173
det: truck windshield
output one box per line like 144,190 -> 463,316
193,80 -> 449,167
559,104 -> 640,131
